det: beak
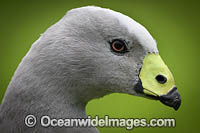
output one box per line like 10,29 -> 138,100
136,53 -> 181,111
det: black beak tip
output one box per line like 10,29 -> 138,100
173,98 -> 181,111
159,87 -> 181,111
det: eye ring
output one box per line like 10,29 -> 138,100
110,39 -> 128,53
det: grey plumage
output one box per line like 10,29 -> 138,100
0,6 -> 158,133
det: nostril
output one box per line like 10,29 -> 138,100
155,74 -> 167,84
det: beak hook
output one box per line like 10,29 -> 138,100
159,87 -> 181,110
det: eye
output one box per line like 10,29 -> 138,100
110,39 -> 129,53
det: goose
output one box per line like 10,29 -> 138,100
0,6 -> 181,133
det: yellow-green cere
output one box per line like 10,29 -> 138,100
139,53 -> 175,96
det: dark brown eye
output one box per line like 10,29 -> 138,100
110,40 -> 128,53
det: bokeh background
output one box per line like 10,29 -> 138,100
0,0 -> 199,132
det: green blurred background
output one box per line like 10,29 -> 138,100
0,0 -> 199,132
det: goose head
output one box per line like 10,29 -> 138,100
45,6 -> 180,110
1,6 -> 181,115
